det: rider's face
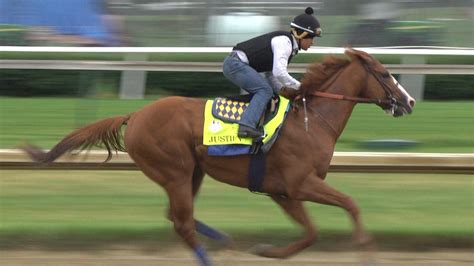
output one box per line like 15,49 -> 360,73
300,37 -> 314,50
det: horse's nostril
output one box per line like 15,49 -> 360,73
409,99 -> 416,108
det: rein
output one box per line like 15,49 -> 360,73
310,91 -> 392,105
299,61 -> 396,105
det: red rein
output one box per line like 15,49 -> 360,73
301,91 -> 391,105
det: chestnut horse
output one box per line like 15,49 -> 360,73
24,48 -> 415,266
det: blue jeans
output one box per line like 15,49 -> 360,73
222,55 -> 273,129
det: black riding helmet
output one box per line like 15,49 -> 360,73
291,7 -> 322,39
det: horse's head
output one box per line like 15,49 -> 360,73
345,48 -> 416,117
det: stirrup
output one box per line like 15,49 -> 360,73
238,125 -> 263,139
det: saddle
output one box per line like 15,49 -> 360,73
203,94 -> 290,156
212,94 -> 282,126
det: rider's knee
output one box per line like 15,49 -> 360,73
260,86 -> 274,100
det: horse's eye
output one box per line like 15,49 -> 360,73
381,72 -> 390,78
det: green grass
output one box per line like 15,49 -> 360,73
0,170 -> 472,250
338,101 -> 474,152
0,97 -> 472,152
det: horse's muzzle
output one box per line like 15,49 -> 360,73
391,97 -> 415,117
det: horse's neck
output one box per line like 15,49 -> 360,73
309,62 -> 365,139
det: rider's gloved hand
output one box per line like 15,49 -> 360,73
279,86 -> 299,100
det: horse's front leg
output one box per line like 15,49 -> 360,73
291,175 -> 374,247
252,196 -> 317,258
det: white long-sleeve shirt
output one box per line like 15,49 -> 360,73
233,34 -> 300,93
266,35 -> 301,92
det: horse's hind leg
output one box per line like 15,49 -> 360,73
252,196 -> 317,258
293,176 -> 373,246
165,181 -> 211,266
126,148 -> 211,265
192,168 -> 233,245
167,167 -> 232,245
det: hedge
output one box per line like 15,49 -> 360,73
0,69 -> 472,100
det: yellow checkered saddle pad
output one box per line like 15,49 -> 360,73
203,95 -> 290,151
211,95 -> 252,123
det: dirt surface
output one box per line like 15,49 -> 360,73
1,248 -> 473,266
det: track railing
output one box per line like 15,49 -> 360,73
1,46 -> 473,75
1,149 -> 472,174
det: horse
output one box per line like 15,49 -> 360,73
24,48 -> 415,266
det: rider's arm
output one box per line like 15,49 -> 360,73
264,72 -> 284,94
271,36 -> 301,90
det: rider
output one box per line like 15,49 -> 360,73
223,7 -> 322,139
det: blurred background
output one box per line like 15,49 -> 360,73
1,0 -> 473,98
0,0 -> 473,47
0,1 -> 472,262
0,0 -> 472,149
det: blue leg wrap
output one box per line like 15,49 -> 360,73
194,245 -> 211,266
195,220 -> 227,242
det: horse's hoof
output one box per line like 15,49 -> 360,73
249,244 -> 274,257
219,234 -> 236,249
354,233 -> 376,250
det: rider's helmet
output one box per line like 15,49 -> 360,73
291,7 -> 322,39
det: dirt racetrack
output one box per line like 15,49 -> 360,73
2,248 -> 473,266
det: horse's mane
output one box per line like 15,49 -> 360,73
299,56 -> 350,96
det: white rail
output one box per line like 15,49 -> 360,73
2,46 -> 472,99
1,46 -> 474,55
2,46 -> 473,75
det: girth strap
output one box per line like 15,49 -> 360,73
247,150 -> 266,193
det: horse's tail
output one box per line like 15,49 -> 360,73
23,114 -> 132,164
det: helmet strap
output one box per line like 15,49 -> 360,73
291,29 -> 308,39
296,38 -> 302,50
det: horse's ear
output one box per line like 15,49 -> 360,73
344,47 -> 373,64
344,47 -> 358,61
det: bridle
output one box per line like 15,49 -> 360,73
296,60 -> 400,132
302,60 -> 399,111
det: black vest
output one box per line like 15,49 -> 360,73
234,31 -> 297,72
